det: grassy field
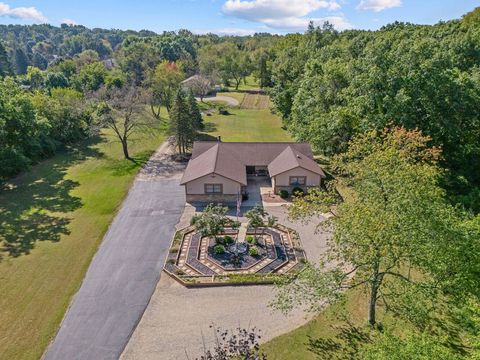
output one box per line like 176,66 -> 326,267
262,280 -> 472,359
227,74 -> 260,92
202,107 -> 291,142
261,289 -> 384,359
0,92 -> 289,358
0,113 -> 167,359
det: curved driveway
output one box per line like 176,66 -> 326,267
197,95 -> 239,106
44,142 -> 186,360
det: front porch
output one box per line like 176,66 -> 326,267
241,175 -> 272,207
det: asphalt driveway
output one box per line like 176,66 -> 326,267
44,143 -> 186,360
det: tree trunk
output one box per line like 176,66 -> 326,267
150,104 -> 161,119
121,139 -> 131,160
368,281 -> 378,326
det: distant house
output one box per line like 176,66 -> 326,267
180,141 -> 325,203
181,75 -> 213,98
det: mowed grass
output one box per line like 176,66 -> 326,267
262,286 -> 471,359
0,116 -> 167,359
202,108 -> 291,142
262,289 -> 378,359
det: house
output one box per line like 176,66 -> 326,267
180,141 -> 326,203
181,74 -> 213,97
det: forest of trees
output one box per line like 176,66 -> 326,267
0,6 -> 479,360
1,12 -> 478,212
0,24 -> 276,182
0,9 -> 478,211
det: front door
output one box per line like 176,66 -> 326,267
246,166 -> 255,175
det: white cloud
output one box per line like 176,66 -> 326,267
221,0 -> 350,32
0,2 -> 47,22
356,0 -> 401,12
61,18 -> 77,25
223,0 -> 341,21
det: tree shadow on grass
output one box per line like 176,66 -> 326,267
307,322 -> 372,360
0,136 -> 104,260
202,122 -> 218,133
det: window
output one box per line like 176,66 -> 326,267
289,176 -> 306,186
205,184 -> 222,194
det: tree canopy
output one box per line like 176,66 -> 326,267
274,128 -> 480,327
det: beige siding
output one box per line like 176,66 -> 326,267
274,167 -> 321,187
185,173 -> 241,195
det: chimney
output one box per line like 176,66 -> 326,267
217,136 -> 222,142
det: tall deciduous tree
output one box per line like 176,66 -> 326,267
148,60 -> 183,118
273,128 -> 479,326
188,75 -> 211,102
94,84 -> 147,160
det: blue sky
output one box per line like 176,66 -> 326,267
0,1 -> 478,35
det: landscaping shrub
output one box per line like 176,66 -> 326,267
224,235 -> 234,245
279,190 -> 289,199
218,107 -> 230,115
214,244 -> 226,255
249,246 -> 259,256
246,235 -> 255,244
216,237 -> 225,245
292,187 -> 305,196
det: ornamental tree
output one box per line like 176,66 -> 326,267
191,204 -> 229,241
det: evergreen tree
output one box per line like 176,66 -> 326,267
187,90 -> 203,131
32,52 -> 48,70
170,90 -> 194,154
0,42 -> 11,77
13,48 -> 28,75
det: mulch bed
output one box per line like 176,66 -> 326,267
207,237 -> 270,270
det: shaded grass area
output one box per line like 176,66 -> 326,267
0,119 -> 167,359
262,287 -> 474,359
262,289 -> 373,360
226,75 -> 260,91
200,108 -> 291,142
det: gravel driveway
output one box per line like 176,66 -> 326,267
43,142 -> 186,360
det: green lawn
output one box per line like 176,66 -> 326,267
262,286 -> 472,359
0,114 -> 167,359
262,289 -> 379,359
224,75 -> 260,92
202,108 -> 291,142
0,95 -> 289,359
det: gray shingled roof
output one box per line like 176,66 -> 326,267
181,141 -> 324,185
